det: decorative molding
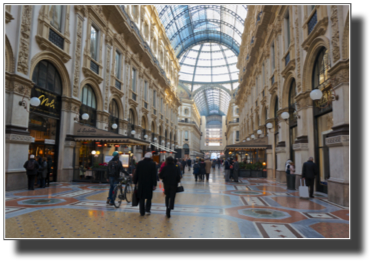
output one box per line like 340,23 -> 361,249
330,6 -> 341,63
17,5 -> 33,75
5,10 -> 14,24
302,17 -> 329,51
104,45 -> 112,111
73,17 -> 84,98
6,134 -> 34,144
325,135 -> 349,147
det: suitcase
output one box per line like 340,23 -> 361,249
299,178 -> 309,199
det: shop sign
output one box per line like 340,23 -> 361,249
74,123 -> 120,137
30,87 -> 61,118
44,139 -> 55,145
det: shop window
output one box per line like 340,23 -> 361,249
80,85 -> 97,127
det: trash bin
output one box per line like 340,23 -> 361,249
288,174 -> 296,190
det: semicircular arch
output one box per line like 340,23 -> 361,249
30,51 -> 71,98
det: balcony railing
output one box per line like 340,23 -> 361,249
115,80 -> 121,90
308,11 -> 317,35
228,120 -> 239,124
49,28 -> 64,50
90,60 -> 99,74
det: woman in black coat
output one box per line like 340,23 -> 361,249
199,159 -> 206,181
159,156 -> 181,218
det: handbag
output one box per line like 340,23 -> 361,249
132,186 -> 139,206
299,178 -> 309,199
176,183 -> 184,193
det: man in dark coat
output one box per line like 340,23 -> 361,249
187,158 -> 192,172
134,152 -> 157,216
159,156 -> 181,218
23,155 -> 40,190
301,157 -> 318,198
181,159 -> 187,174
224,158 -> 230,182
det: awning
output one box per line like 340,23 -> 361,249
225,137 -> 271,151
73,136 -> 150,146
72,123 -> 150,146
150,142 -> 176,153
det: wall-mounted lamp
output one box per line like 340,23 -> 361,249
112,123 -> 118,129
74,113 -> 90,122
131,130 -> 136,135
144,134 -> 148,139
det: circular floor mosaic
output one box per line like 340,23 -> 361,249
88,185 -> 109,189
240,208 -> 290,219
19,198 -> 65,205
231,191 -> 261,195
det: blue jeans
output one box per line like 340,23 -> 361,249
107,177 -> 119,204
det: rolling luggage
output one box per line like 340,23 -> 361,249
299,178 -> 309,199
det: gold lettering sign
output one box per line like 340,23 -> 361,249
39,95 -> 55,109
315,89 -> 331,108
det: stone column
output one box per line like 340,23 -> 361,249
58,97 -> 82,182
5,74 -> 35,190
326,60 -> 349,206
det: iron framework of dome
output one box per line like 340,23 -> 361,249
155,4 -> 247,116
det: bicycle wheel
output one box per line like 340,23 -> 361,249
125,183 -> 132,203
113,185 -> 122,208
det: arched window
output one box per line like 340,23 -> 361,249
108,100 -> 119,133
32,60 -> 62,95
184,130 -> 188,140
80,85 -> 97,127
312,47 -> 329,89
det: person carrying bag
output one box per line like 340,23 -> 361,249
159,156 -> 181,218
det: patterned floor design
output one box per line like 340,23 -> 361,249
5,167 -> 349,238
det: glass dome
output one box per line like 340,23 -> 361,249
179,43 -> 239,88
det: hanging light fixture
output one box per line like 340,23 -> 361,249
154,137 -> 157,141
266,123 -> 273,129
252,134 -> 255,139
247,138 -> 250,141
144,134 -> 148,139
310,88 -> 323,101
91,150 -> 96,155
112,123 -> 118,129
131,130 -> 136,135
257,129 -> 262,135
281,112 -> 290,120
82,113 -> 90,120
30,97 -> 41,107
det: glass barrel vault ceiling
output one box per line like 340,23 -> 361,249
155,5 -> 247,116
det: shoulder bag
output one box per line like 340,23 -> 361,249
176,183 -> 184,193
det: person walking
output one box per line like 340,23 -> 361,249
181,159 -> 187,174
233,158 -> 239,183
36,156 -> 43,188
212,159 -> 216,170
40,157 -> 48,188
175,158 -> 183,178
193,160 -> 200,182
289,162 -> 296,190
229,159 -> 234,181
106,151 -> 129,206
301,157 -> 318,198
205,158 -> 212,181
199,159 -> 206,181
134,152 -> 158,216
224,158 -> 230,182
217,158 -> 221,169
159,156 -> 181,218
47,156 -> 53,186
23,155 -> 40,190
187,158 -> 192,172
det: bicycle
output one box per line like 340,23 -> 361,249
112,174 -> 133,208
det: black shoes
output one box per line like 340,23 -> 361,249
166,208 -> 171,218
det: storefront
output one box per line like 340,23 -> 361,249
71,122 -> 150,182
28,60 -> 62,183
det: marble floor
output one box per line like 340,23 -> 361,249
5,168 -> 349,238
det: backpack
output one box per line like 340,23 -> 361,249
108,160 -> 119,176
26,160 -> 35,171
193,163 -> 199,170
286,164 -> 291,174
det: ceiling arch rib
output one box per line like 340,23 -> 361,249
155,5 -> 246,116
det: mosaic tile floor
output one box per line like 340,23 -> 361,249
5,168 -> 349,238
